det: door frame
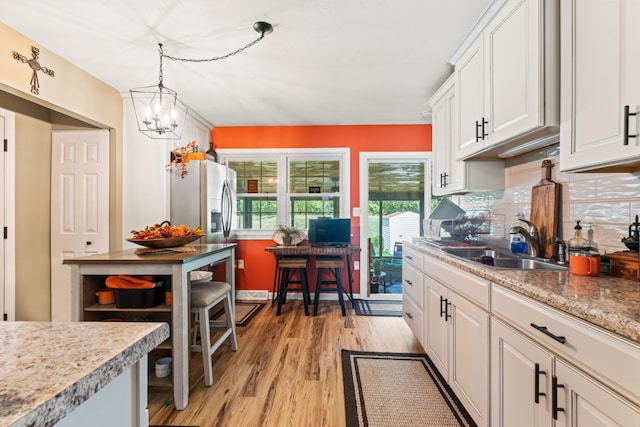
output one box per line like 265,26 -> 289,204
358,152 -> 432,299
0,108 -> 16,321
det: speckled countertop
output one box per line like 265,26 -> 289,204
0,321 -> 169,427
407,240 -> 640,345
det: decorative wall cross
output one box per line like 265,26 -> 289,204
12,46 -> 55,95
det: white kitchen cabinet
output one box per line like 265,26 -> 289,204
430,74 -> 504,196
402,258 -> 424,346
559,0 -> 640,172
423,256 -> 490,427
424,274 -> 449,375
554,359 -> 640,427
492,285 -> 640,426
454,0 -> 559,160
491,318 -> 554,427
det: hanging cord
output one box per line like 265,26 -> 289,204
161,23 -> 271,63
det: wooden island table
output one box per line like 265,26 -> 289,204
63,243 -> 236,411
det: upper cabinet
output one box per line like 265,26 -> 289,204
453,0 -> 560,160
430,74 -> 504,196
559,0 -> 640,172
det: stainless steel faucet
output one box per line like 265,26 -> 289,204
509,218 -> 540,257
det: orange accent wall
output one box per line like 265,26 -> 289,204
211,124 -> 431,294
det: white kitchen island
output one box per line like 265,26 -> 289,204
0,321 -> 169,427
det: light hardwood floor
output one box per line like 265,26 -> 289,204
148,299 -> 423,427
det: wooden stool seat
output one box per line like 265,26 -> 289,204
277,257 -> 311,316
278,257 -> 308,269
314,256 -> 347,316
315,257 -> 344,269
190,281 -> 237,387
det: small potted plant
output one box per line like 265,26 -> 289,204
275,224 -> 305,246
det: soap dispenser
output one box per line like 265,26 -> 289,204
568,220 -> 600,276
509,213 -> 528,254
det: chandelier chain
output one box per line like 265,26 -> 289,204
162,33 -> 266,63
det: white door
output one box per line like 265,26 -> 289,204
0,108 -> 16,321
449,291 -> 489,426
555,359 -> 640,426
560,0 -> 640,171
424,275 -> 449,377
51,130 -> 109,322
491,318 -> 553,427
455,36 -> 485,159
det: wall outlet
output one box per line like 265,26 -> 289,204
354,261 -> 360,270
237,259 -> 245,270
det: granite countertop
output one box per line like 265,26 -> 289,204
407,240 -> 640,345
0,321 -> 169,427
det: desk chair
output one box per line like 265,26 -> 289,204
190,281 -> 237,386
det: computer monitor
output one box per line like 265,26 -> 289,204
308,218 -> 351,247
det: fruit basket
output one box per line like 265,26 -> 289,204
128,221 -> 204,248
126,234 -> 203,248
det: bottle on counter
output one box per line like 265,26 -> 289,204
568,220 -> 600,276
510,212 -> 528,254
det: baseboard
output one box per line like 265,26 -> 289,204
235,290 -> 352,301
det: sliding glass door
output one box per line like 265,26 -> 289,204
359,153 -> 431,299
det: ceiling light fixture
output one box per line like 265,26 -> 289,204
130,21 -> 274,140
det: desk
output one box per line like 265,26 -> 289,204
64,243 -> 236,411
265,245 -> 361,303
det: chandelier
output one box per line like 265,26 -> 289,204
130,21 -> 273,140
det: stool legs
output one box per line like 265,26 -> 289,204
314,267 -> 346,316
191,286 -> 237,387
277,267 -> 310,316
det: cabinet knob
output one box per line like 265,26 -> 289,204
86,241 -> 92,246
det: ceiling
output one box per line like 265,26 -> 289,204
0,0 -> 492,127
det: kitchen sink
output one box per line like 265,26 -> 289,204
442,247 -> 568,271
480,257 -> 568,271
443,248 -> 509,259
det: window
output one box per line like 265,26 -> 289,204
219,149 -> 350,239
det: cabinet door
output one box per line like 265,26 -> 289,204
491,318 -> 553,427
456,36 -> 485,159
560,0 -> 640,171
449,291 -> 489,427
432,79 -> 465,196
432,87 -> 451,196
555,359 -> 640,427
484,0 -> 542,146
424,275 -> 449,378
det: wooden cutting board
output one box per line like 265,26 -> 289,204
530,160 -> 560,259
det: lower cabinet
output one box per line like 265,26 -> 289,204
404,245 -> 640,427
491,286 -> 640,427
423,262 -> 490,427
491,318 -> 554,427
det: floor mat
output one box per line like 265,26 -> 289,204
342,350 -> 476,427
212,301 -> 265,326
353,299 -> 402,317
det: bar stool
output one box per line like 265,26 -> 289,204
314,256 -> 347,316
276,257 -> 311,316
190,281 -> 237,386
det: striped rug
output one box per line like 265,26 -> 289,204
342,350 -> 476,427
353,299 -> 402,317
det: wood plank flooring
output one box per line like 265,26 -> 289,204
148,299 -> 423,427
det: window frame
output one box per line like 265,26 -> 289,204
217,148 -> 350,240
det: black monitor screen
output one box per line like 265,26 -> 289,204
308,218 -> 351,246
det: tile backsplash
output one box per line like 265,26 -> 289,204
456,145 -> 640,255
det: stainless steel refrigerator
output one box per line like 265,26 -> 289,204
170,158 -> 236,243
